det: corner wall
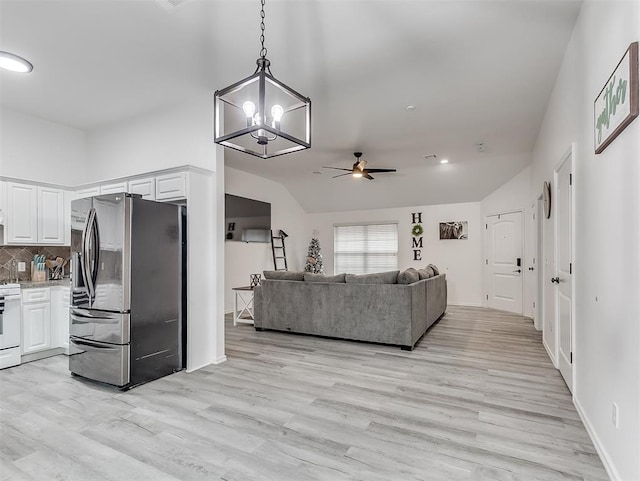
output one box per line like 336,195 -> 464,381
530,1 -> 639,478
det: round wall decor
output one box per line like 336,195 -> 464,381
543,181 -> 551,219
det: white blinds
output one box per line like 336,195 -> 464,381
334,223 -> 398,275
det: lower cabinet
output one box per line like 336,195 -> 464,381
22,285 -> 71,356
22,301 -> 52,354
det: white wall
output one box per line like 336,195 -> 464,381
309,202 -> 483,306
86,93 -> 225,371
0,108 -> 86,185
530,1 -> 639,479
481,166 -> 536,318
86,94 -> 215,182
224,167 -> 310,312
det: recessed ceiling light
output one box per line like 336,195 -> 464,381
0,51 -> 33,73
440,159 -> 449,164
405,105 -> 416,111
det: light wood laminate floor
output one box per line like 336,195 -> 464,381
0,306 -> 607,481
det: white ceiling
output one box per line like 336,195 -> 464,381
0,0 -> 581,213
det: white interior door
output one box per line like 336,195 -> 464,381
555,157 -> 573,391
486,212 -> 523,314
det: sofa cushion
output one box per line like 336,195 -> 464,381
398,268 -> 420,284
345,270 -> 399,284
263,270 -> 305,281
427,264 -> 440,276
417,268 -> 432,280
304,273 -> 346,283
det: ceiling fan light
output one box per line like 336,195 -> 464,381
352,172 -> 363,178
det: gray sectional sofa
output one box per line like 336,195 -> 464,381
253,269 -> 447,350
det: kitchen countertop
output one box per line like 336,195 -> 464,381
20,279 -> 71,289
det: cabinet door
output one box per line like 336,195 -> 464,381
7,182 -> 38,244
128,177 -> 156,200
38,187 -> 65,244
156,172 -> 186,201
76,187 -> 100,199
100,182 -> 128,195
50,287 -> 70,351
22,302 -> 52,354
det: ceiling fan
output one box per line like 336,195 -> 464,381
324,152 -> 397,180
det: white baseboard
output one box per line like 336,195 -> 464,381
448,301 -> 483,307
212,355 -> 227,365
574,397 -> 618,481
543,338 -> 557,368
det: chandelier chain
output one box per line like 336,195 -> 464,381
259,0 -> 267,59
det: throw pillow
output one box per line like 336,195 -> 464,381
345,270 -> 399,284
263,270 -> 305,281
304,273 -> 346,283
417,268 -> 431,280
427,264 -> 440,276
398,268 -> 420,284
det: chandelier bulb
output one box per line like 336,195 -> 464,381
242,101 -> 256,118
271,104 -> 284,123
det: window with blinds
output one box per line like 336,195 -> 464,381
334,223 -> 398,274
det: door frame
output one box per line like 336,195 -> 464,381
483,209 -> 525,315
533,194 -> 544,332
553,144 -> 576,391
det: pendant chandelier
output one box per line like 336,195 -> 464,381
214,0 -> 311,158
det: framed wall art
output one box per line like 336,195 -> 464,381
439,221 -> 468,240
594,42 -> 638,154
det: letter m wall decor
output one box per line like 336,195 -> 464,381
594,42 -> 638,154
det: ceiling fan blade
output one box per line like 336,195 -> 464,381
332,173 -> 352,178
365,168 -> 397,173
364,174 -> 374,180
324,166 -> 351,171
357,160 -> 367,171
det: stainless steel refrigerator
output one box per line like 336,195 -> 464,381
69,193 -> 183,389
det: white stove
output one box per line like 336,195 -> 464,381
0,283 -> 21,369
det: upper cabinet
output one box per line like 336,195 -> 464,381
100,182 -> 128,195
156,172 -> 186,201
6,182 -> 38,244
76,186 -> 100,199
38,187 -> 65,244
5,182 -> 70,245
127,177 -> 156,200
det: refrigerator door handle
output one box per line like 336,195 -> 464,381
83,208 -> 98,303
90,210 -> 100,292
70,312 -> 120,324
70,336 -> 120,352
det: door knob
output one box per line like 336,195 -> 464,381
513,269 -> 522,273
551,277 -> 560,284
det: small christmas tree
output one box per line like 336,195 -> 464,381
304,237 -> 324,274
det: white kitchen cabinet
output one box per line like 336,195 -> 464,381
76,186 -> 100,199
128,177 -> 156,200
51,286 -> 70,354
37,186 -> 65,244
156,172 -> 186,201
6,182 -> 38,244
22,287 -> 52,355
100,182 -> 128,195
6,183 -> 68,245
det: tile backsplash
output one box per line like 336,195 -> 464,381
0,246 -> 71,282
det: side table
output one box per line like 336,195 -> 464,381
231,286 -> 255,326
